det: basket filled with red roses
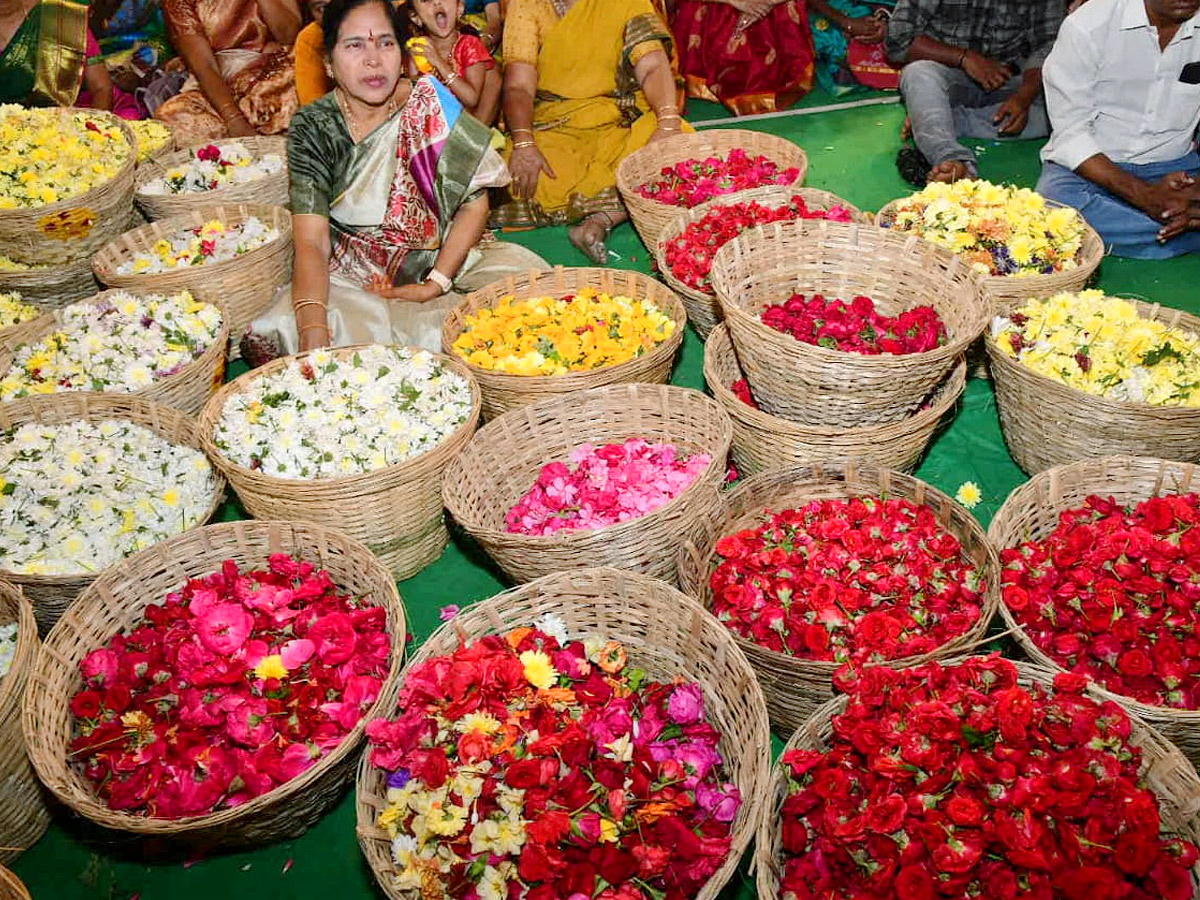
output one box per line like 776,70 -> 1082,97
708,218 -> 988,428
656,185 -> 865,340
21,519 -> 406,852
677,461 -> 999,733
616,130 -> 808,252
356,565 -> 771,900
443,382 -> 732,586
704,323 -> 966,477
758,656 -> 1200,900
989,454 -> 1200,773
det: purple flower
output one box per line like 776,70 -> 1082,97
386,768 -> 411,789
438,605 -> 460,622
667,683 -> 706,725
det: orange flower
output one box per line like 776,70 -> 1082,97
505,627 -> 534,649
596,640 -> 627,674
634,800 -> 681,825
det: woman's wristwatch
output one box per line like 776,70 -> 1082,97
425,267 -> 453,293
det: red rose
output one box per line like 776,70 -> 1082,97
70,690 -> 104,719
866,794 -> 906,833
894,865 -> 935,900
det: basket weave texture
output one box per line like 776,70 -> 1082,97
0,865 -> 32,900
0,288 -> 229,417
704,323 -> 965,477
92,204 -> 293,350
755,659 -> 1200,900
442,266 -> 687,421
0,111 -> 136,267
0,393 -> 226,635
655,185 -> 866,340
676,461 -> 1000,734
0,257 -> 98,310
876,197 -> 1105,310
198,345 -> 480,580
988,455 -> 1200,772
21,520 -> 406,852
442,382 -> 732,586
986,298 -> 1200,474
616,129 -> 808,252
0,583 -> 50,864
133,135 -> 289,221
709,218 -> 988,427
355,566 -> 771,900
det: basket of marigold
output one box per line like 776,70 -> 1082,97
0,106 -> 136,267
443,267 -> 686,420
987,289 -> 1200,472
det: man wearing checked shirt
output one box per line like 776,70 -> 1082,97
1038,0 -> 1200,258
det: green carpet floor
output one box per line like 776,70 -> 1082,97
11,96 -> 1200,899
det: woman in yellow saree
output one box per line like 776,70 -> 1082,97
493,0 -> 689,263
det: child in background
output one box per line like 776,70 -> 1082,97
462,0 -> 501,57
406,0 -> 500,125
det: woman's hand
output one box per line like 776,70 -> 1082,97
509,144 -> 555,200
225,113 -> 258,136
729,0 -> 774,18
365,274 -> 444,301
650,125 -> 680,144
844,14 -> 886,42
298,323 -> 331,351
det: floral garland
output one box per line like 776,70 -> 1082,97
710,498 -> 985,663
506,438 -> 712,535
0,419 -> 217,576
69,554 -> 391,818
778,657 -> 1198,900
0,292 -> 38,329
0,104 -> 131,208
0,290 -> 222,401
116,217 -> 279,275
1003,492 -> 1200,709
366,619 -> 740,900
0,622 -> 16,680
140,142 -> 284,195
762,293 -> 947,355
452,288 -> 675,376
991,289 -> 1200,406
211,346 -> 473,479
886,179 -> 1085,277
635,148 -> 801,208
128,119 -> 172,162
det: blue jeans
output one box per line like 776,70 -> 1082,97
1036,152 -> 1200,260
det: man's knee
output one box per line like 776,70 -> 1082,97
899,59 -> 955,96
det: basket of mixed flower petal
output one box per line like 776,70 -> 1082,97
0,288 -> 228,416
133,136 -> 287,220
987,289 -> 1200,472
21,519 -> 405,852
200,344 -> 480,580
357,565 -> 770,900
616,129 -> 808,251
92,204 -> 291,352
445,266 -> 686,420
0,106 -> 136,267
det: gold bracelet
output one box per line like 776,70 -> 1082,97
511,127 -> 534,136
292,297 -> 328,314
298,321 -> 329,334
657,112 -> 682,121
442,69 -> 459,86
512,140 -> 536,149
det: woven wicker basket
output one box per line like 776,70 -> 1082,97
133,135 -> 289,221
709,218 -> 988,428
704,324 -> 965,477
442,266 -> 687,420
0,257 -> 98,310
198,345 -> 480,580
0,583 -> 50,864
0,866 -> 32,900
442,383 -> 732,585
986,297 -> 1200,473
876,198 -> 1105,310
0,393 -> 226,635
988,455 -> 1200,772
21,519 -> 406,852
756,658 -> 1200,900
656,185 -> 866,340
676,460 -> 1000,734
356,565 -> 770,900
93,204 -> 293,351
0,288 -> 230,417
616,129 -> 808,252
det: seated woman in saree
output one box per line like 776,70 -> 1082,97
492,0 -> 688,265
670,0 -> 816,115
808,0 -> 899,94
154,0 -> 302,144
241,0 -> 548,363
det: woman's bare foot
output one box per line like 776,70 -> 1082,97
927,159 -> 974,183
568,213 -> 613,265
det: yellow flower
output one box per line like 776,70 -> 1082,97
955,481 -> 982,508
253,654 -> 289,680
599,818 -> 620,843
0,292 -> 38,328
519,649 -> 557,690
0,106 -> 130,208
425,800 -> 469,836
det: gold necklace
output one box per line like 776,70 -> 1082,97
336,88 -> 398,142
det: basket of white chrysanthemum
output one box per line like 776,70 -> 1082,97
133,136 -> 287,220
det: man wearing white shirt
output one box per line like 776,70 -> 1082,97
1038,0 -> 1200,258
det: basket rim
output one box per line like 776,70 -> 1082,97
21,518 -> 407,833
197,343 -> 482,489
133,135 -> 289,199
0,581 -> 36,714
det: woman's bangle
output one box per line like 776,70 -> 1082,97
512,139 -> 537,149
425,267 -> 453,293
511,127 -> 534,136
293,297 -> 327,315
298,321 -> 329,336
441,69 -> 459,86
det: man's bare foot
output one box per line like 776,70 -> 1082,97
927,160 -> 974,183
900,116 -> 912,142
568,213 -> 612,265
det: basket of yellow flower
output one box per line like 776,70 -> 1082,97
128,119 -> 176,167
133,136 -> 288,221
443,266 -> 687,420
876,180 -> 1104,309
442,382 -> 732,586
615,129 -> 808,252
0,582 -> 50,864
0,255 -> 99,309
0,293 -> 46,352
704,323 -> 966,477
92,204 -> 292,352
708,218 -> 988,428
0,107 -> 136,267
0,865 -> 32,900
986,289 -> 1200,473
0,393 -> 226,635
